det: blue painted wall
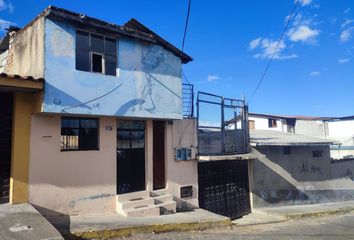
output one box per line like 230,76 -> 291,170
43,18 -> 183,119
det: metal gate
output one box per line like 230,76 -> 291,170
198,160 -> 251,220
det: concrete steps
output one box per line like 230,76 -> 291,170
116,190 -> 176,217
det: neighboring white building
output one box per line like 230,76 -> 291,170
326,116 -> 354,159
230,113 -> 354,160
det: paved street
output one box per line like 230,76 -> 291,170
119,212 -> 354,240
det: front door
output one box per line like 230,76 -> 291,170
153,121 -> 165,190
0,93 -> 13,204
117,120 -> 145,195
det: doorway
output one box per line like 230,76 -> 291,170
0,93 -> 13,204
153,121 -> 166,190
117,120 -> 145,195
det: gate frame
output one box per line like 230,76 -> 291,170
196,91 -> 250,155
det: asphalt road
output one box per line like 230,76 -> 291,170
119,212 -> 354,240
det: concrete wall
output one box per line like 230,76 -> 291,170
168,119 -> 198,209
5,19 -> 45,79
252,145 -> 354,208
294,120 -> 326,138
29,115 -> 117,215
43,18 -> 182,119
28,115 -> 198,215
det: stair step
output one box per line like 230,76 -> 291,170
151,189 -> 169,196
156,200 -> 177,215
123,205 -> 160,217
117,191 -> 150,202
117,197 -> 155,211
152,194 -> 173,204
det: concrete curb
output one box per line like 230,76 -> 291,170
284,208 -> 354,220
62,219 -> 231,239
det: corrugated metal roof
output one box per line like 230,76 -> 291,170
250,130 -> 335,146
248,112 -> 334,121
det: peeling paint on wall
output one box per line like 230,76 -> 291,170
69,193 -> 115,208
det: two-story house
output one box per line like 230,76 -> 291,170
0,6 -> 199,217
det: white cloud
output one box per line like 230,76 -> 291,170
295,0 -> 312,6
341,19 -> 354,29
340,27 -> 354,42
249,37 -> 297,60
344,8 -> 351,14
0,18 -> 13,32
338,58 -> 350,63
249,38 -> 261,50
310,71 -> 320,76
0,0 -> 14,12
288,25 -> 319,43
207,75 -> 220,82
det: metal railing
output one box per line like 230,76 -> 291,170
182,83 -> 194,118
196,91 -> 250,155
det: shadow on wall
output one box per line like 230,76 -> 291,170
32,205 -> 84,240
252,146 -> 354,208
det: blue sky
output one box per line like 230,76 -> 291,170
0,0 -> 353,117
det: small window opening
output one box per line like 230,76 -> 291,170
283,146 -> 291,155
92,53 -> 103,73
313,150 -> 323,158
268,118 -> 277,128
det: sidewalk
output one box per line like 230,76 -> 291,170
233,200 -> 354,226
48,208 -> 230,239
0,203 -> 64,240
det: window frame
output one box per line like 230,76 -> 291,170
75,29 -> 117,76
91,52 -> 105,74
268,118 -> 277,128
60,117 -> 100,152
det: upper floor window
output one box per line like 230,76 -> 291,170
76,30 -> 117,76
268,118 -> 277,128
61,117 -> 99,151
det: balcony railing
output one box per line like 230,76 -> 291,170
182,83 -> 194,118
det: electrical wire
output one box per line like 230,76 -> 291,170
61,46 -> 154,112
182,0 -> 191,52
248,1 -> 300,103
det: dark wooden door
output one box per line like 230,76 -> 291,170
198,160 -> 251,220
117,120 -> 146,195
0,93 -> 13,204
153,121 -> 165,190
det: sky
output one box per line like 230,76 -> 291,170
0,0 -> 353,118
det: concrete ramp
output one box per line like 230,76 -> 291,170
0,203 -> 63,240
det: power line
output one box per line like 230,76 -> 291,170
248,1 -> 300,103
182,0 -> 191,52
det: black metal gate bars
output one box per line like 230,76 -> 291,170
198,160 -> 251,220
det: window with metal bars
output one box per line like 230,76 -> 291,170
61,117 -> 99,151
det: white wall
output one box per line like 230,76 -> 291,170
249,116 -> 286,132
327,120 -> 354,159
